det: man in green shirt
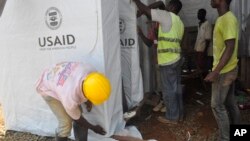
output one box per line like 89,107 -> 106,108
204,0 -> 241,140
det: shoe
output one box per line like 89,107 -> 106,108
157,116 -> 178,124
160,106 -> 166,112
153,100 -> 163,112
123,110 -> 136,121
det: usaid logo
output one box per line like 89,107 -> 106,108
119,19 -> 126,34
119,18 -> 135,49
45,7 -> 62,30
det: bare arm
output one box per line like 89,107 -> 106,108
85,100 -> 92,112
213,39 -> 235,73
133,0 -> 151,19
74,107 -> 106,135
137,26 -> 154,47
136,1 -> 165,18
204,39 -> 235,82
148,1 -> 165,10
74,115 -> 94,129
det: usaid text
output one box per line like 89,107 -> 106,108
39,34 -> 75,47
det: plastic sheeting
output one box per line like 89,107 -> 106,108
119,0 -> 144,110
0,0 -> 142,140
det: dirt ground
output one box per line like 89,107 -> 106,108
0,78 -> 250,141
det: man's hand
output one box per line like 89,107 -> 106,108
204,71 -> 220,82
85,100 -> 92,112
75,116 -> 106,135
92,125 -> 106,135
132,0 -> 151,20
136,10 -> 143,18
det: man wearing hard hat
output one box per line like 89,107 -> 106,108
36,62 -> 111,141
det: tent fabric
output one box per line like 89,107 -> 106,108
119,0 -> 144,110
0,0 -> 142,140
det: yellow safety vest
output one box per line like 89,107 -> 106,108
157,12 -> 184,65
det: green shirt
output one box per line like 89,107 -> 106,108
213,11 -> 239,74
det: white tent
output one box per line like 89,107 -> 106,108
119,0 -> 144,110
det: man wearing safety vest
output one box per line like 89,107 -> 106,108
36,62 -> 111,141
133,0 -> 184,124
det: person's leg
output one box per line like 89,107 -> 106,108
196,52 -> 205,71
224,67 -> 241,124
153,65 -> 164,112
211,72 -> 232,141
176,58 -> 183,121
225,82 -> 241,124
73,121 -> 88,141
159,66 -> 169,117
43,96 -> 72,138
211,81 -> 230,141
160,61 -> 181,121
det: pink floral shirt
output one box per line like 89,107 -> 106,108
36,62 -> 96,120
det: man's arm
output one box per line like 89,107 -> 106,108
85,100 -> 92,112
204,39 -> 235,82
133,0 -> 165,20
137,26 -> 154,47
136,1 -> 165,18
213,39 -> 235,72
133,0 -> 151,19
148,1 -> 165,10
75,114 -> 106,135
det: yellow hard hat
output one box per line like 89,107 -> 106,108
83,72 -> 111,105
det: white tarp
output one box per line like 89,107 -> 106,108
0,0 -> 142,140
119,0 -> 144,110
